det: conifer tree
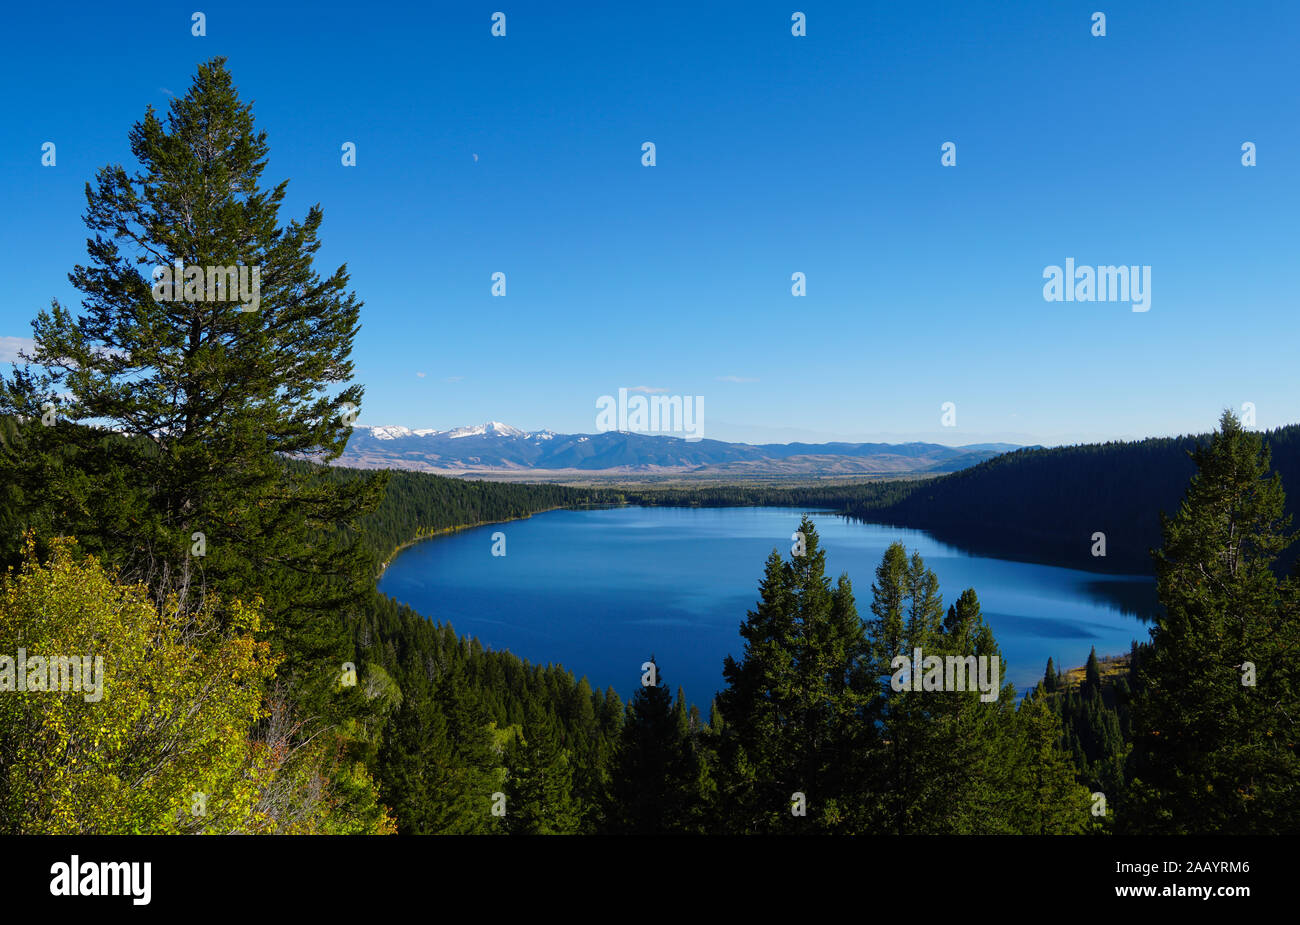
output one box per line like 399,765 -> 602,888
599,687 -> 624,738
925,588 -> 1023,833
0,58 -> 383,714
607,658 -> 702,833
436,665 -> 504,834
503,700 -> 579,835
672,685 -> 690,739
717,518 -> 873,833
1125,410 -> 1300,833
867,542 -> 948,833
565,678 -> 608,831
707,698 -> 725,736
1084,647 -> 1101,697
673,685 -> 718,832
378,693 -> 452,834
716,549 -> 796,830
866,549 -> 1083,834
378,656 -> 502,835
1013,687 -> 1096,834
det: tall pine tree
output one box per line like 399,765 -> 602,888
607,658 -> 706,833
502,699 -> 579,835
1125,410 -> 1300,833
0,58 -> 383,717
717,517 -> 875,833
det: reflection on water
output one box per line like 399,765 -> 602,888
379,506 -> 1157,706
1083,579 -> 1161,621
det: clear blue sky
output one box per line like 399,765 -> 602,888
2,1 -> 1296,445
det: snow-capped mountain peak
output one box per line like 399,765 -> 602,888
358,421 -> 530,440
365,425 -> 415,440
445,421 -> 526,439
339,423 -> 1017,475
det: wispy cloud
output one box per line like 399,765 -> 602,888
0,336 -> 36,363
444,376 -> 464,383
0,336 -> 126,365
628,385 -> 669,394
416,372 -> 426,378
715,375 -> 758,383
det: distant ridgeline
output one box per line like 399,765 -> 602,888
334,422 -> 1300,579
845,424 -> 1300,576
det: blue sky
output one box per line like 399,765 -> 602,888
1,1 -> 1296,445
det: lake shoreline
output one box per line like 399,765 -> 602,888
377,504 -> 1151,704
374,501 -> 627,579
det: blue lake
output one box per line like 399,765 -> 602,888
377,506 -> 1157,707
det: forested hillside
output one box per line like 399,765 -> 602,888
316,463 -> 609,568
848,424 -> 1300,575
352,593 -> 625,833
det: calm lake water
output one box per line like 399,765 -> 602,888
377,506 -> 1157,707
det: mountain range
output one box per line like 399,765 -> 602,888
335,422 -> 1021,479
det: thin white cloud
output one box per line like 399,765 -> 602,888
0,336 -> 36,363
628,385 -> 669,394
444,376 -> 464,383
416,372 -> 426,378
715,375 -> 758,383
0,336 -> 127,366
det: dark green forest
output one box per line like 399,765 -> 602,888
318,463 -> 607,569
844,425 -> 1300,576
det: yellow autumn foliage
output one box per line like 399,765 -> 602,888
0,537 -> 278,833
